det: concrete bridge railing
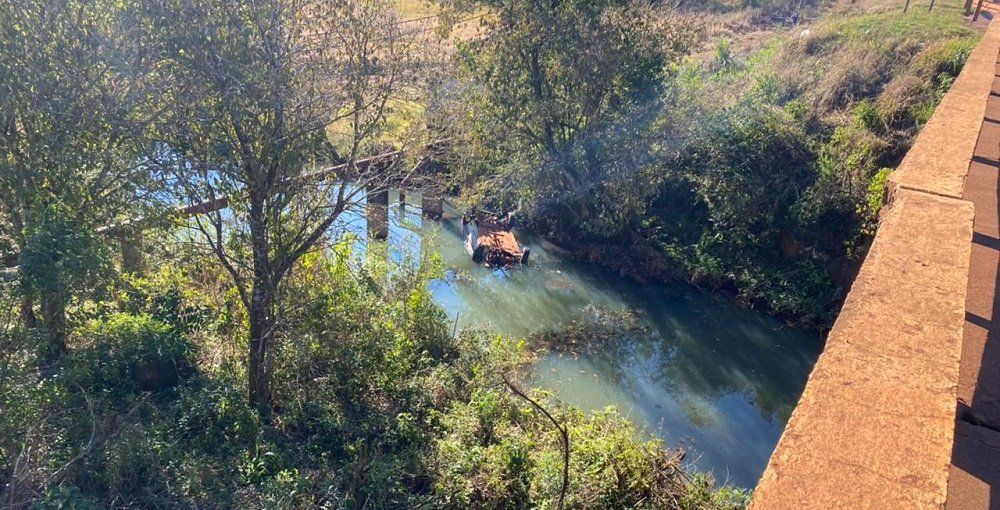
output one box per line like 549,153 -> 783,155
750,20 -> 1000,510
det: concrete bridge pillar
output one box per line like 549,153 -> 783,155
422,190 -> 443,220
116,227 -> 145,275
367,187 -> 389,240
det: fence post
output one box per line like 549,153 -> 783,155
974,0 -> 986,21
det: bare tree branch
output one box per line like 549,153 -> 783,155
501,373 -> 570,510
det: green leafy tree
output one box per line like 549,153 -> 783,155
137,0 -> 413,408
442,0 -> 692,225
0,0 -> 155,357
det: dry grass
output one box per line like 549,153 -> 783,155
391,0 -> 489,42
770,0 -> 977,113
393,0 -> 440,19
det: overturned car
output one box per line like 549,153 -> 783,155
461,210 -> 530,267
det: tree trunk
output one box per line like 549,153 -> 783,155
40,289 -> 66,360
20,295 -> 36,328
247,195 -> 276,410
248,285 -> 275,409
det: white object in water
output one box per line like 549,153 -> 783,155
463,220 -> 479,256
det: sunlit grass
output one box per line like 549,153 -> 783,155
394,0 -> 442,19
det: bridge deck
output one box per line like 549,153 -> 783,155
947,34 -> 1000,510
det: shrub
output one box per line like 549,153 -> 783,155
857,167 -> 894,238
713,38 -> 735,71
66,313 -> 195,399
118,268 -> 215,333
431,393 -> 749,510
4,248 -> 747,509
18,206 -> 111,304
30,486 -> 103,510
170,378 -> 258,455
853,99 -> 883,133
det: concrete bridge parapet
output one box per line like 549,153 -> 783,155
751,18 -> 1000,510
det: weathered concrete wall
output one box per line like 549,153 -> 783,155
888,19 -> 1000,200
751,20 -> 1000,510
751,189 -> 972,509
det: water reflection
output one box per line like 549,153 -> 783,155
348,190 -> 822,489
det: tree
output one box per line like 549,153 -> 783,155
138,0 -> 414,408
442,0 -> 693,226
0,0 -> 156,358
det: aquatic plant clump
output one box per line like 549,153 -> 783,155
528,305 -> 654,356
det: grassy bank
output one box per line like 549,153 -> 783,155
642,0 -> 979,325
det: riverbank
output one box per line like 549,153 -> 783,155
447,0 -> 981,329
561,235 -> 839,329
396,200 -> 824,488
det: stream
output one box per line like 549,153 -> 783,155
341,190 -> 824,489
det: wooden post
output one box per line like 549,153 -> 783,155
928,0 -> 935,11
367,187 -> 389,240
973,0 -> 986,20
903,0 -> 911,12
965,0 -> 975,15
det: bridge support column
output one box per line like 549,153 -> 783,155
117,227 -> 145,275
422,190 -> 443,220
367,187 -> 389,241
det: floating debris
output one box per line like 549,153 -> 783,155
528,305 -> 653,356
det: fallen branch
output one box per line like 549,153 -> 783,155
501,373 -> 569,510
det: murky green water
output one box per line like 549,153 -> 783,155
343,191 -> 823,488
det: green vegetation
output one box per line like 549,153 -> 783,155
444,0 -> 979,325
0,0 -> 983,505
0,1 -> 751,507
0,247 -> 746,508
